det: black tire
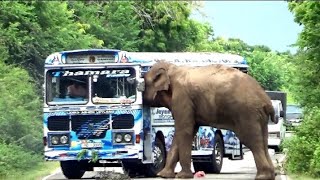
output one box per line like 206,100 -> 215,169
193,134 -> 224,173
144,138 -> 166,177
60,160 -> 86,179
122,138 -> 166,178
122,161 -> 143,178
274,146 -> 281,153
239,143 -> 244,160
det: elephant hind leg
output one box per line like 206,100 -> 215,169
261,121 -> 276,176
238,124 -> 275,180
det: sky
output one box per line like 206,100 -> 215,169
192,1 -> 303,53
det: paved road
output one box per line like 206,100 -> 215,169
43,149 -> 287,180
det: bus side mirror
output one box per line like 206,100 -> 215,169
137,79 -> 145,92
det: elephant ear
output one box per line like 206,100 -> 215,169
153,68 -> 170,91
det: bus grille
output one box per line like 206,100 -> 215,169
112,114 -> 134,129
46,114 -> 135,139
47,116 -> 69,131
71,115 -> 109,139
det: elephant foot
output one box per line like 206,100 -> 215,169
175,170 -> 193,179
255,172 -> 275,180
157,168 -> 175,178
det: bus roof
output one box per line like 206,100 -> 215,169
59,49 -> 121,54
45,49 -> 248,67
127,52 -> 248,67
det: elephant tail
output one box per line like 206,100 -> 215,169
265,103 -> 278,124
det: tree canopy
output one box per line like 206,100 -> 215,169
282,1 -> 320,178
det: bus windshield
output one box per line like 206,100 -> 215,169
92,68 -> 136,104
46,70 -> 89,105
46,68 -> 136,105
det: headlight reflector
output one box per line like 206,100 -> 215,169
124,134 -> 132,142
60,135 -> 69,144
115,133 -> 122,143
51,136 -> 59,145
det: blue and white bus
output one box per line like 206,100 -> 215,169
43,49 -> 246,179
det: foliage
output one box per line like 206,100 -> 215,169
287,1 -> 320,108
283,2 -> 320,177
201,37 -> 291,91
0,143 -> 42,176
0,1 -> 103,84
283,108 -> 320,177
0,61 -> 42,153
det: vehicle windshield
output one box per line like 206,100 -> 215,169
286,113 -> 302,119
46,70 -> 89,105
286,105 -> 302,119
92,68 -> 136,104
287,105 -> 302,113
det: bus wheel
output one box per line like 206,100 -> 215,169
193,134 -> 224,174
144,137 -> 166,177
122,161 -> 143,178
60,160 -> 86,179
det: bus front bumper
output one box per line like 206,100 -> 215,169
44,149 -> 142,161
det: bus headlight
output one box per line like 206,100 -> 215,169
113,132 -> 134,144
124,134 -> 132,142
60,135 -> 69,144
115,133 -> 123,143
51,136 -> 59,145
48,133 -> 70,147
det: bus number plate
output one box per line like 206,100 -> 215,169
81,141 -> 103,148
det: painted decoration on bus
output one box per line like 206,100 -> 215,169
43,108 -> 144,161
155,126 -> 240,152
127,52 -> 247,66
153,127 -> 175,152
65,54 -> 116,64
150,107 -> 174,124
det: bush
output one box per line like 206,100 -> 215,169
0,62 -> 42,153
0,143 -> 42,177
283,108 -> 320,177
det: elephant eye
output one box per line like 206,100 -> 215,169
153,74 -> 161,82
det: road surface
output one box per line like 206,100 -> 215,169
43,149 -> 287,180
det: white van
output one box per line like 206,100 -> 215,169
268,100 -> 286,152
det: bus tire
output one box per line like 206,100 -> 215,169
122,161 -> 142,178
60,160 -> 86,179
193,134 -> 224,174
144,137 -> 166,177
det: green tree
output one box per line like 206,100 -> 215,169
68,1 -> 142,51
283,1 -> 320,177
203,37 -> 289,91
0,1 -> 103,84
0,61 -> 42,153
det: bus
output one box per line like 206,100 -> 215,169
43,49 -> 246,179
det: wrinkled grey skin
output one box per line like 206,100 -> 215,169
143,61 -> 277,180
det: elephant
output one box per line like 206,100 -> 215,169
143,60 -> 277,180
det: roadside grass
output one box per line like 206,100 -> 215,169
288,174 -> 320,180
1,161 -> 59,180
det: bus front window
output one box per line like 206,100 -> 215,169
46,70 -> 89,104
92,68 -> 136,104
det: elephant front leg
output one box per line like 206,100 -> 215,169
175,119 -> 195,178
157,125 -> 199,178
157,133 -> 179,178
